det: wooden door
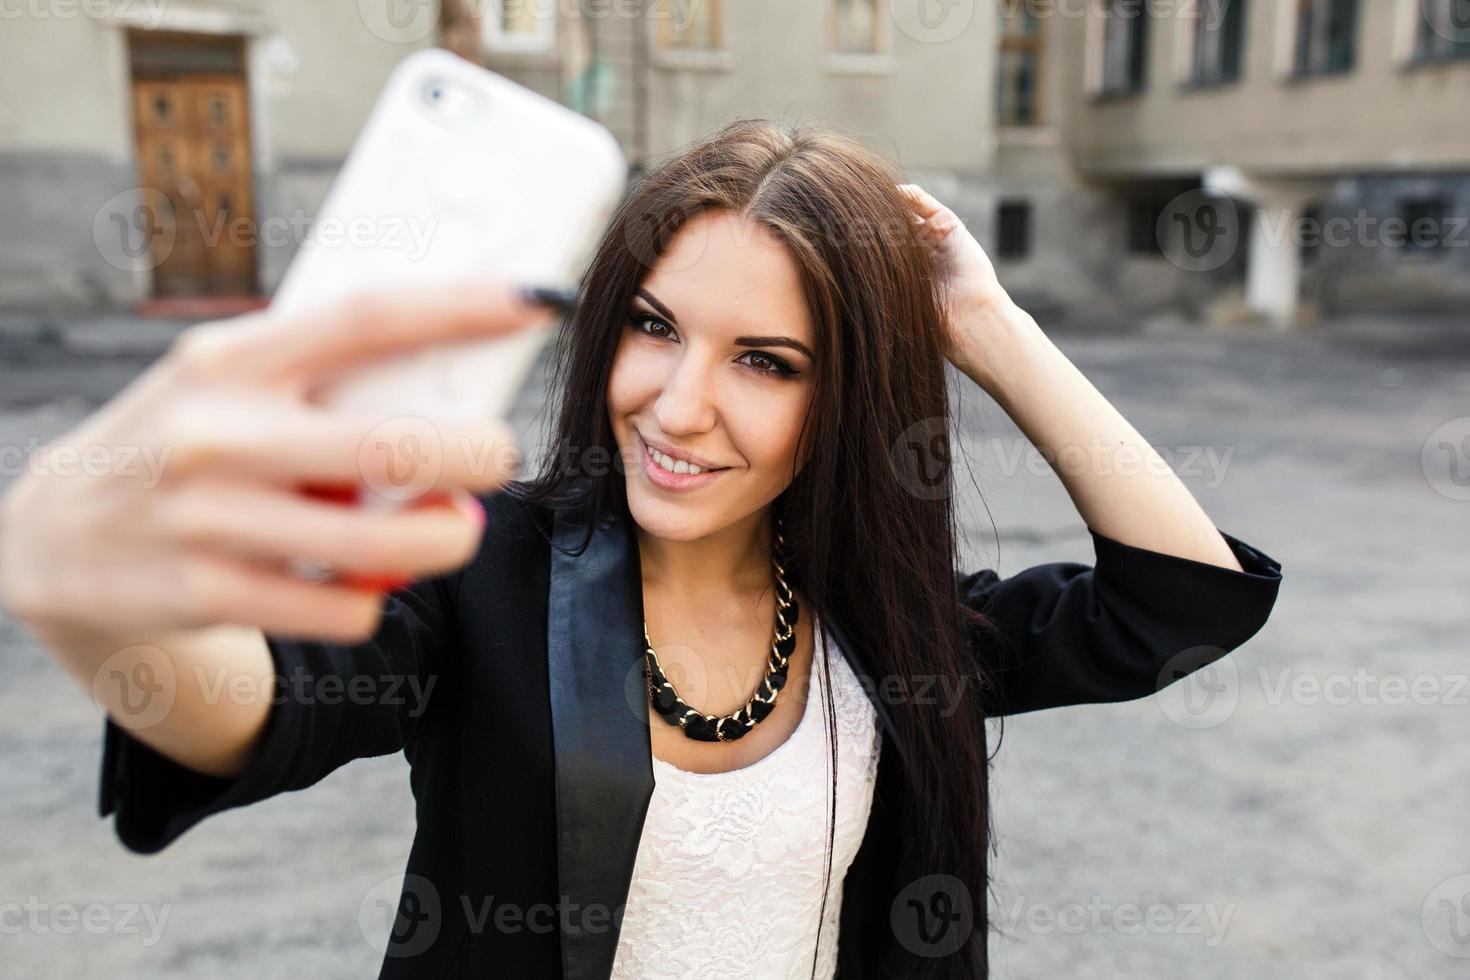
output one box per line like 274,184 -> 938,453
132,72 -> 257,296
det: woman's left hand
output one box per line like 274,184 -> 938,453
897,183 -> 1029,389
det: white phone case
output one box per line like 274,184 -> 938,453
271,48 -> 626,428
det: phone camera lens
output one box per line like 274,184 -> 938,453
420,77 -> 480,122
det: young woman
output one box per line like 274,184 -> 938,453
0,120 -> 1282,979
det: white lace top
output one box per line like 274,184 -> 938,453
610,613 -> 882,979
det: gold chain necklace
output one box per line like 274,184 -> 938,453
641,518 -> 798,743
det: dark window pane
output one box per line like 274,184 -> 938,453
997,202 -> 1032,260
1326,0 -> 1357,71
1101,0 -> 1149,94
1300,205 -> 1322,265
1402,198 -> 1450,253
1127,6 -> 1149,90
1126,199 -> 1164,256
1220,0 -> 1246,81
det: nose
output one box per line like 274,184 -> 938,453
652,350 -> 718,438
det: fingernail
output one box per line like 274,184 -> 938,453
516,284 -> 579,316
455,493 -> 487,530
299,482 -> 360,506
343,572 -> 414,592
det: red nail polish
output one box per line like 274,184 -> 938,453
343,572 -> 414,592
299,482 -> 360,506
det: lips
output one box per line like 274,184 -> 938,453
638,434 -> 728,491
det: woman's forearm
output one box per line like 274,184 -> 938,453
952,297 -> 1243,573
25,616 -> 276,779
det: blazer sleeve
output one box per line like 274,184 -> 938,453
958,525 -> 1282,717
97,572 -> 454,854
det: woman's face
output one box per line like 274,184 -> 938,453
607,209 -> 819,542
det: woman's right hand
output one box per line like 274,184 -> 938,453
0,280 -> 556,643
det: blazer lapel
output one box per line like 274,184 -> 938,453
546,506 -> 655,980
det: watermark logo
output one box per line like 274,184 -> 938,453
1158,189 -> 1242,273
622,199 -> 716,274
0,897 -> 171,945
94,190 -> 438,273
94,188 -> 176,274
1422,873 -> 1470,959
995,893 -> 1235,946
1422,417 -> 1470,502
624,636 -> 711,726
889,0 -> 976,44
891,873 -> 974,958
1155,646 -> 1238,730
890,417 -> 953,501
0,0 -> 168,27
92,644 -> 177,732
1421,0 -> 1470,44
358,0 -> 438,43
0,438 -> 171,488
360,873 -> 442,958
357,415 -> 447,503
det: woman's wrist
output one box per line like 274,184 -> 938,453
948,291 -> 1052,399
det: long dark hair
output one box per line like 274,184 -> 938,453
510,118 -> 997,975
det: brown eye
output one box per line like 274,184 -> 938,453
627,312 -> 675,339
739,350 -> 797,378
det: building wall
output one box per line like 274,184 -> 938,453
987,0 -> 1470,316
4,1 -> 1464,317
485,1 -> 998,176
639,2 -> 996,172
0,1 -> 432,309
1060,0 -> 1470,177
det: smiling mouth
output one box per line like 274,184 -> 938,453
638,434 -> 731,480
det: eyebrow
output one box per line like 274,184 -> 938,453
636,288 -> 815,362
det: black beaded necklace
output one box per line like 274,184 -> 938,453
641,517 -> 799,743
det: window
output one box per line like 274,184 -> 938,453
1100,0 -> 1150,96
832,0 -> 882,53
1190,0 -> 1247,85
1292,0 -> 1357,76
1402,198 -> 1451,254
1300,204 -> 1323,265
656,0 -> 723,51
483,0 -> 556,53
997,7 -> 1044,125
1126,198 -> 1165,256
1416,0 -> 1470,62
996,201 -> 1033,260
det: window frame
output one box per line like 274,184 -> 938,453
996,200 -> 1035,261
648,0 -> 733,71
1400,197 -> 1453,257
1182,0 -> 1247,88
823,0 -> 895,74
481,0 -> 557,55
1125,196 -> 1167,258
1289,0 -> 1359,79
997,8 -> 1046,125
830,0 -> 884,55
1096,0 -> 1151,99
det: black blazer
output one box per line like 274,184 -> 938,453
98,486 -> 1283,979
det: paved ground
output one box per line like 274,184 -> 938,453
0,306 -> 1467,978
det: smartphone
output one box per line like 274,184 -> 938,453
271,49 -> 625,586
272,46 -> 626,433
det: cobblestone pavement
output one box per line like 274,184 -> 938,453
1,308 -> 1467,978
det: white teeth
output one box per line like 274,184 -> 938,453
648,445 -> 703,476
